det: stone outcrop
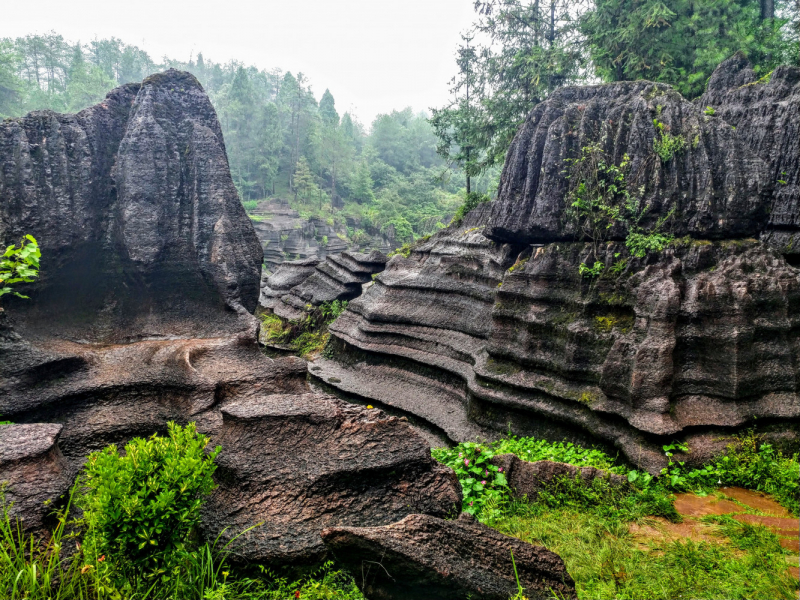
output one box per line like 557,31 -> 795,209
249,198 -> 398,272
312,58 -> 800,473
201,395 -> 461,564
699,53 -> 800,255
321,512 -> 577,600
262,250 -> 388,320
490,456 -> 626,501
0,69 -> 263,343
0,424 -> 72,532
486,79 -> 770,245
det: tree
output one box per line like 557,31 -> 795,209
581,0 -> 799,98
430,35 -> 485,194
319,88 -> 339,126
350,159 -> 375,204
292,156 -> 318,203
463,0 -> 590,169
66,45 -> 115,112
0,40 -> 22,118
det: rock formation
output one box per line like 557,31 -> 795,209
0,69 -> 263,344
201,396 -> 461,564
261,249 -> 387,320
321,512 -> 578,600
699,53 -> 800,256
0,423 -> 72,532
249,198 -> 398,272
312,57 -> 800,473
0,74 -> 458,566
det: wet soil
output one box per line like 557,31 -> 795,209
629,487 -> 800,579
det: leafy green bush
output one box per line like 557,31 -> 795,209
259,300 -> 348,358
653,120 -> 686,163
241,200 -> 260,213
452,192 -> 490,225
0,235 -> 40,304
82,422 -> 220,579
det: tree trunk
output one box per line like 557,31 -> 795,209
760,0 -> 774,20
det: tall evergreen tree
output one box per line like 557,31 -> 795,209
581,0 -> 799,98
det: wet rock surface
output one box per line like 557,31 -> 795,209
0,69 -> 263,343
262,249 -> 388,320
0,424 -> 72,532
321,512 -> 578,600
313,58 -> 800,473
699,53 -> 800,254
201,396 -> 461,564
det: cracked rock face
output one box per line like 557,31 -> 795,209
699,53 -> 800,254
0,424 -> 72,533
313,58 -> 800,472
0,69 -> 263,343
321,512 -> 577,600
200,395 -> 461,565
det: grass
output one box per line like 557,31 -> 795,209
259,300 -> 347,358
434,433 -> 800,600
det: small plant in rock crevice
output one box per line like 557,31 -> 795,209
0,235 -> 40,308
652,119 -> 686,163
259,300 -> 349,358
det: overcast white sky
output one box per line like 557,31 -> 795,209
1,0 -> 478,126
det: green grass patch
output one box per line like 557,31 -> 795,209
259,300 -> 348,358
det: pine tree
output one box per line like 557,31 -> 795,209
319,88 -> 339,127
350,159 -> 375,204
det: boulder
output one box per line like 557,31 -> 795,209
0,424 -> 72,532
200,394 -> 461,564
490,456 -> 626,501
321,512 -> 578,600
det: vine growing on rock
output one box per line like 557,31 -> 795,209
565,143 -> 674,277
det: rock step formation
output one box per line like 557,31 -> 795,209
313,57 -> 800,473
322,512 -> 578,600
201,395 -> 461,565
0,424 -> 72,532
250,198 -> 398,272
262,249 -> 388,320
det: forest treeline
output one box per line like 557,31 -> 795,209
1,0 -> 797,241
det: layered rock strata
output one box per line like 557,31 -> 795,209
313,58 -> 800,472
321,512 -> 578,600
262,250 -> 388,320
201,395 -> 461,564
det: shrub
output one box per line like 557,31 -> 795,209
452,192 -> 490,225
82,422 -> 220,579
0,235 -> 40,305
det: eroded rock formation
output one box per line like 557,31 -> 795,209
201,396 -> 461,564
321,512 -> 578,600
261,249 -> 387,320
312,57 -> 800,472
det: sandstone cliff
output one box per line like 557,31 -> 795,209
312,58 -> 800,472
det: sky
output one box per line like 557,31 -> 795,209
0,0 -> 478,126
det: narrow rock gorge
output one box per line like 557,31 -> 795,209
311,56 -> 800,473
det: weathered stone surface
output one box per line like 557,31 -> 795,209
250,198 -> 398,272
0,424 -> 71,532
264,249 -> 388,320
321,512 -> 577,600
699,53 -> 800,253
259,257 -> 320,312
490,456 -> 626,501
486,80 -> 770,245
200,395 -> 461,564
0,69 -> 263,343
313,62 -> 800,472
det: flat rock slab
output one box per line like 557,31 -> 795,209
200,394 -> 461,565
321,512 -> 577,600
0,424 -> 71,532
